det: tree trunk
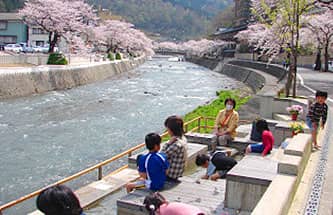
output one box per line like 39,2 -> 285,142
48,32 -> 59,53
292,51 -> 297,98
324,43 -> 329,72
285,55 -> 293,97
286,49 -> 297,98
314,49 -> 322,71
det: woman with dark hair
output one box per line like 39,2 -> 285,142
246,119 -> 274,156
143,192 -> 205,215
212,98 -> 239,151
37,185 -> 84,215
161,115 -> 187,182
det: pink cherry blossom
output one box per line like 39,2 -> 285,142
19,0 -> 98,53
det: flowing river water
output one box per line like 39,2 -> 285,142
0,56 -> 243,214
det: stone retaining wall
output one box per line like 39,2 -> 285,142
0,54 -> 49,65
0,57 -> 145,99
186,56 -> 268,93
228,59 -> 287,81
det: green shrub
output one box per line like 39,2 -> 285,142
47,53 -> 68,65
115,52 -> 122,60
107,52 -> 115,61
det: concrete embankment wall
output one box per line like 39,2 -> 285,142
187,56 -> 285,93
235,53 -> 317,68
0,54 -> 49,65
0,57 -> 145,99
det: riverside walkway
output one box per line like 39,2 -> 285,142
296,68 -> 333,215
1,58 -> 333,214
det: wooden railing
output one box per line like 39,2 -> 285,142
0,116 -> 208,213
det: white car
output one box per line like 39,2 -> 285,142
42,45 -> 59,53
4,44 -> 23,53
32,46 -> 44,53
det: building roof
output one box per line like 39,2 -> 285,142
213,25 -> 248,36
0,13 -> 22,21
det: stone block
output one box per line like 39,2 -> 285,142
225,156 -> 278,212
184,132 -> 215,145
252,174 -> 297,215
225,180 -> 268,212
278,154 -> 302,176
117,177 -> 226,215
284,133 -> 311,157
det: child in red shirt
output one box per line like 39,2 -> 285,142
246,119 -> 274,157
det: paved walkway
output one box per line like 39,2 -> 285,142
297,68 -> 333,215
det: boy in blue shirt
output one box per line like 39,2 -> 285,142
126,133 -> 169,192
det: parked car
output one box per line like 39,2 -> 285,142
20,43 -> 34,53
33,44 -> 58,53
4,44 -> 23,53
41,44 -> 59,53
32,46 -> 44,53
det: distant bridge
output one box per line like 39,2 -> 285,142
154,48 -> 186,55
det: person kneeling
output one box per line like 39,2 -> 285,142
195,151 -> 237,180
126,133 -> 169,192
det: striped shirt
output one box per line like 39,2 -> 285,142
307,102 -> 328,125
162,137 -> 187,180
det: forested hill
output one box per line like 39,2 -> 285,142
0,0 -> 24,12
0,0 -> 233,40
90,0 -> 233,40
166,0 -> 232,18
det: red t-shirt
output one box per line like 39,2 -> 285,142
262,130 -> 274,156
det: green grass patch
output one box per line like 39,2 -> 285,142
161,90 -> 251,142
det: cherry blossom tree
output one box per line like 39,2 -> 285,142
155,39 -> 228,57
236,0 -> 315,97
93,20 -> 154,57
302,10 -> 333,72
19,0 -> 98,53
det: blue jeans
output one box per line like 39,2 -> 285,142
306,117 -> 315,132
250,143 -> 264,153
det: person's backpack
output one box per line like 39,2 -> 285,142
250,120 -> 262,142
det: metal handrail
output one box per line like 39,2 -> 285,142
0,117 -> 203,213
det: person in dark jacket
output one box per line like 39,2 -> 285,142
195,152 -> 237,180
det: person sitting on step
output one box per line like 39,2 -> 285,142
126,133 -> 169,193
36,185 -> 85,215
212,98 -> 239,151
143,192 -> 205,215
195,151 -> 237,180
245,119 -> 274,157
161,115 -> 188,182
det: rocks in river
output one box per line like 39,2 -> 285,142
144,91 -> 159,96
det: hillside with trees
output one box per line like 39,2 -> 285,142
90,0 -> 233,40
92,0 -> 217,40
0,0 -> 24,12
166,0 -> 232,18
0,0 -> 233,40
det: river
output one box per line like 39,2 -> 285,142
0,56 -> 242,214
